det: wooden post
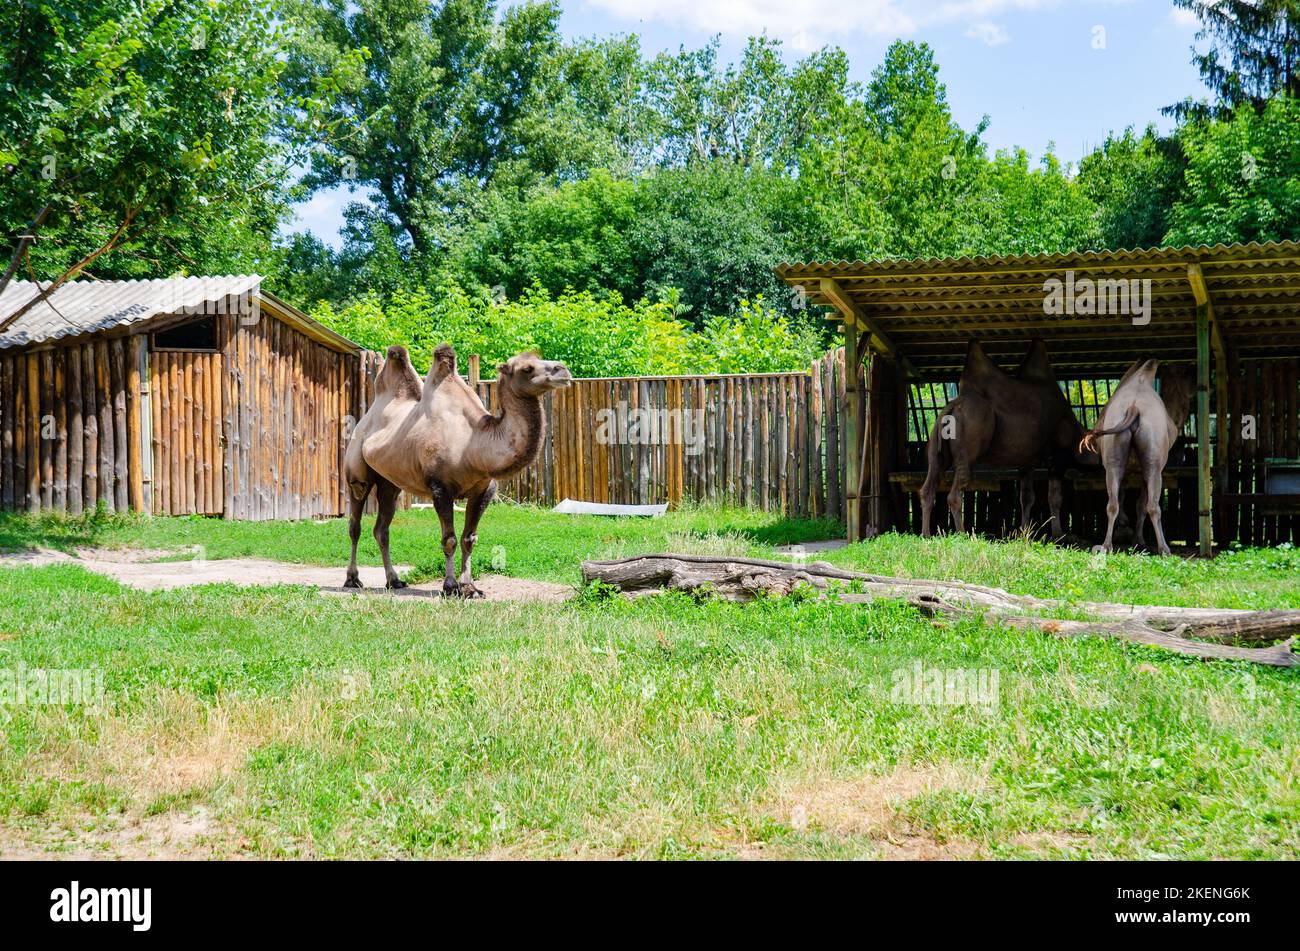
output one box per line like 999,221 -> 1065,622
127,335 -> 146,513
468,354 -> 480,387
1196,302 -> 1213,556
844,324 -> 861,542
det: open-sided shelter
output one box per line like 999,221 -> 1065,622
779,240 -> 1300,553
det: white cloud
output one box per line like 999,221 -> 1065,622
965,22 -> 1010,46
581,0 -> 1049,52
1168,7 -> 1199,30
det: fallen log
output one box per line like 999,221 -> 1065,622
580,554 -> 1300,668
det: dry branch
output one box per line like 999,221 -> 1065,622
580,554 -> 1300,668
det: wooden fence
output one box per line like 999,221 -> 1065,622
353,350 -> 852,518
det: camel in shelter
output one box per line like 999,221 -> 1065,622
1080,359 -> 1196,555
342,344 -> 572,597
920,339 -> 1094,538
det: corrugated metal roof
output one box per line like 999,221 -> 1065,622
776,239 -> 1300,277
777,240 -> 1300,377
0,276 -> 264,349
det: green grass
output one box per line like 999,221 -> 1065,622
0,505 -> 1296,859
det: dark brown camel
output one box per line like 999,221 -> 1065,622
1080,359 -> 1196,555
920,339 -> 1093,537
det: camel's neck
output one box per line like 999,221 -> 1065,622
469,385 -> 546,480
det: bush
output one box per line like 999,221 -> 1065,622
310,282 -> 829,378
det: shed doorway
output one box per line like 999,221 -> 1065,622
149,325 -> 224,516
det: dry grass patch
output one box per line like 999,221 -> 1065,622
21,682 -> 353,806
754,762 -> 989,860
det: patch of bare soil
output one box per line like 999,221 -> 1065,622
0,808 -> 224,861
755,763 -> 987,860
1,547 -> 570,602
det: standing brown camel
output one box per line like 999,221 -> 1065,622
1080,359 -> 1195,555
920,339 -> 1092,537
342,344 -> 572,596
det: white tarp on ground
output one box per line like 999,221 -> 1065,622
553,499 -> 667,517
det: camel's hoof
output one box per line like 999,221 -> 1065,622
386,578 -> 409,590
343,576 -> 364,589
457,583 -> 484,600
442,580 -> 461,598
1090,544 -> 1109,555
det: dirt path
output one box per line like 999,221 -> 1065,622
0,548 -> 570,603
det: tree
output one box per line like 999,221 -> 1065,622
1164,96 -> 1300,246
794,41 -> 992,260
1076,127 -> 1184,250
645,35 -> 852,172
448,170 -> 640,301
0,0 -> 305,308
282,0 -> 627,261
1167,0 -> 1300,120
628,163 -> 800,321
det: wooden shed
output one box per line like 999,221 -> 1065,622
0,276 -> 364,520
779,240 -> 1300,554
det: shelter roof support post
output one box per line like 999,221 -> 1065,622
843,323 -> 863,543
866,354 -> 902,537
1196,301 -> 1213,556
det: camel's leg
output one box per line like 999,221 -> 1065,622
1097,441 -> 1128,554
1018,468 -> 1036,533
373,477 -> 407,589
456,482 -> 496,600
919,440 -> 943,538
948,457 -> 970,534
1144,470 -> 1175,556
919,476 -> 938,538
1133,483 -> 1149,551
1047,475 -> 1065,537
428,479 -> 461,597
344,480 -> 373,588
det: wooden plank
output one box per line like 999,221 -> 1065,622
53,349 -> 67,512
95,340 -> 114,512
26,351 -> 40,511
82,344 -> 97,510
64,344 -> 81,515
39,349 -> 53,509
1,355 -> 13,510
14,355 -> 26,511
110,338 -> 128,512
126,336 -> 144,513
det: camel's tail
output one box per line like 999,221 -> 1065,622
1080,405 -> 1140,455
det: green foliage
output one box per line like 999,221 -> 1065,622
1167,1 -> 1300,120
280,0 -> 625,259
1163,96 -> 1300,246
310,282 -> 826,377
1076,127 -> 1185,250
1,0 -> 309,283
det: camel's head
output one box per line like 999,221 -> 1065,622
498,351 -> 573,397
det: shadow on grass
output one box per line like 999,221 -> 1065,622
702,516 -> 845,548
0,507 -> 137,554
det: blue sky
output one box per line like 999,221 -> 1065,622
289,0 -> 1210,247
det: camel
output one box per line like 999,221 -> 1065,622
1080,359 -> 1196,555
342,344 -> 572,596
920,339 -> 1093,538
